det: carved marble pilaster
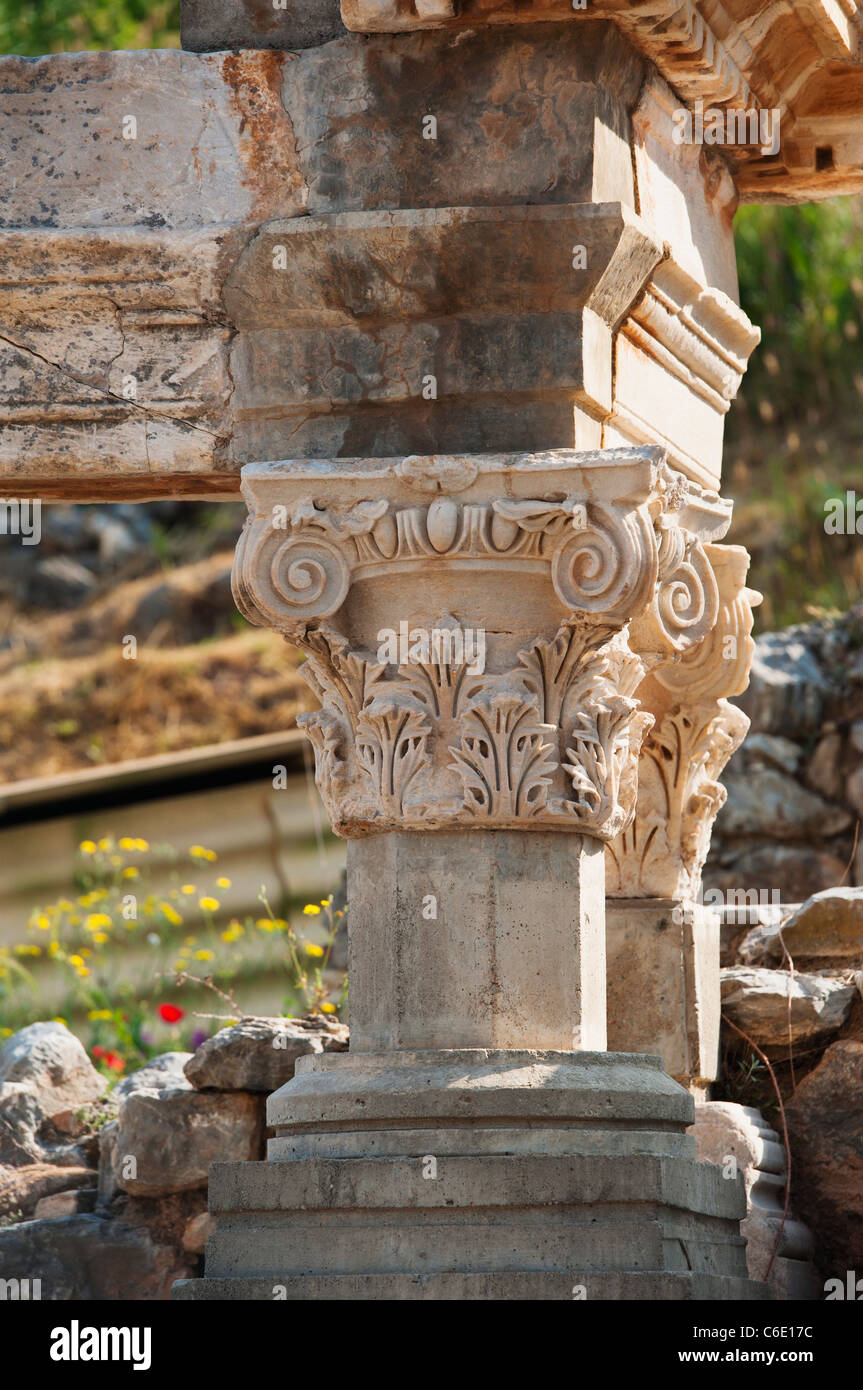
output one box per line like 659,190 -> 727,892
233,447 -> 727,845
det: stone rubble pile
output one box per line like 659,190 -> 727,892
0,1017 -> 347,1299
706,603 -> 863,902
718,884 -> 863,1288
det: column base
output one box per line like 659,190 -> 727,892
173,1051 -> 769,1302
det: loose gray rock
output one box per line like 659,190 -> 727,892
0,1211 -> 193,1300
717,768 -> 851,840
182,1210 -> 216,1254
738,628 -> 836,738
787,1041 -> 863,1277
847,766 -> 863,819
0,1161 -> 97,1220
0,1023 -> 105,1119
720,966 -> 856,1053
0,1083 -> 45,1167
112,1087 -> 264,1196
742,888 -> 863,966
184,1016 -> 348,1093
804,731 -> 845,802
742,733 -> 801,776
113,1052 -> 194,1101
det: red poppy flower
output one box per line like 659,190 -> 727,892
158,1003 -> 184,1023
91,1045 -> 106,1060
104,1052 -> 125,1073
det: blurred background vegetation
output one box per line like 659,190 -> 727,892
0,0 -> 180,53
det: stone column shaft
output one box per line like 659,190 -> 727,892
349,830 -> 606,1052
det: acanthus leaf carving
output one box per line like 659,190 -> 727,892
448,685 -> 558,819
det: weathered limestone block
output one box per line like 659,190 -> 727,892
340,0 -> 863,200
225,200 -> 664,463
182,0 -> 346,52
112,1088 -> 265,1196
0,49 -> 303,497
787,1041 -> 863,1281
0,1022 -> 105,1119
720,966 -> 856,1056
740,887 -> 863,967
0,1161 -> 97,1221
114,1052 -> 194,1100
0,19 -> 769,497
184,1016 -> 348,1092
0,1211 -> 194,1300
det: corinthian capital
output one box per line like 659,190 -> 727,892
233,447 -> 722,839
607,544 -> 762,899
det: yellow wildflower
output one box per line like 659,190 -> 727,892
52,1017 -> 67,1027
88,1009 -> 113,1022
85,913 -> 112,932
68,954 -> 85,968
181,884 -> 196,896
34,914 -> 51,931
216,877 -> 231,889
198,896 -> 220,913
93,933 -> 109,945
302,904 -> 321,916
97,838 -> 111,851
195,949 -> 214,961
79,840 -> 97,854
160,904 -> 183,928
304,942 -> 325,958
189,845 -> 217,862
320,1002 -> 336,1014
122,866 -> 139,880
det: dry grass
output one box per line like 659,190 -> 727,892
0,630 -> 308,782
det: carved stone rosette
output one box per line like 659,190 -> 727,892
233,446 -> 733,844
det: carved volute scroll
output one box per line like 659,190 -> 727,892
607,544 -> 762,899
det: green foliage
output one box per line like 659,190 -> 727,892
0,836 -> 345,1075
728,199 -> 863,628
0,0 -> 179,55
733,199 -> 863,424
